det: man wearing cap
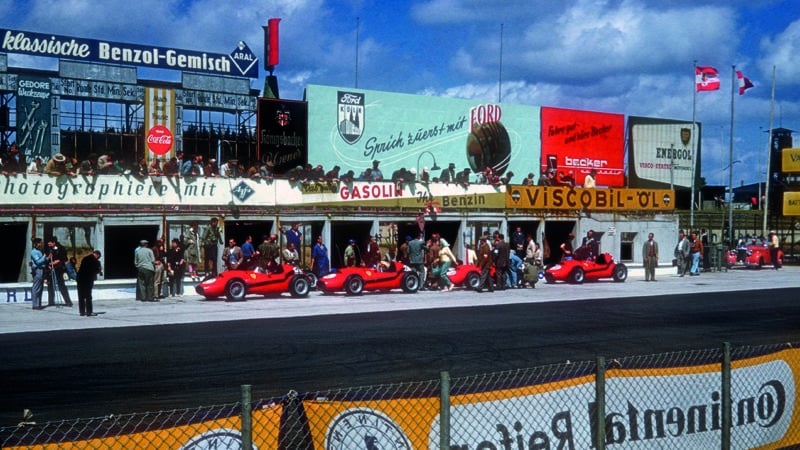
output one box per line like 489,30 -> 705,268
135,240 -> 156,302
769,231 -> 781,270
30,238 -> 48,310
370,160 -> 383,181
440,163 -> 457,183
344,239 -> 358,267
44,153 -> 73,177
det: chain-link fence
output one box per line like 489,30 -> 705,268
3,342 -> 798,449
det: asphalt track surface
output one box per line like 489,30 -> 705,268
1,268 -> 799,426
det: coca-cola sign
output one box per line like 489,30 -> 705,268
147,125 -> 173,155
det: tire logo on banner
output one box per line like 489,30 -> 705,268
180,429 -> 255,450
325,407 -> 411,450
337,91 -> 364,145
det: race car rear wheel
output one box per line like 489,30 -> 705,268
344,275 -> 364,296
305,271 -> 318,290
401,272 -> 420,293
612,263 -> 628,282
465,272 -> 481,289
569,267 -> 585,284
289,274 -> 311,298
225,279 -> 247,302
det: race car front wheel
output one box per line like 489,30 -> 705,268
569,267 -> 585,284
465,272 -> 481,289
225,279 -> 247,302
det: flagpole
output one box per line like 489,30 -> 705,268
690,60 -> 697,230
728,65 -> 736,246
762,65 -> 776,236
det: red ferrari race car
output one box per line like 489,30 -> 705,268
726,244 -> 784,269
432,264 -> 484,289
195,264 -> 313,301
544,253 -> 627,284
317,262 -> 421,295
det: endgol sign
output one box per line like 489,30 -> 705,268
0,28 -> 258,78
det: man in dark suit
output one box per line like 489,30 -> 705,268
493,233 -> 511,290
77,250 -> 102,316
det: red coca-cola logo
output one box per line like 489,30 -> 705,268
147,125 -> 173,155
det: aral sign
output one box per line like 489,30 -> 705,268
1,28 -> 258,78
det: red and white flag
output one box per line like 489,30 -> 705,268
695,66 -> 720,91
737,70 -> 754,95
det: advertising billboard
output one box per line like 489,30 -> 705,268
540,106 -> 625,187
0,28 -> 258,78
257,98 -> 308,173
628,116 -> 701,189
782,148 -> 800,173
144,87 -> 176,161
306,85 -> 540,183
15,74 -> 53,161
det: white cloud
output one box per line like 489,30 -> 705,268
758,18 -> 800,86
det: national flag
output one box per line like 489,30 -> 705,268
695,66 -> 720,91
737,70 -> 754,95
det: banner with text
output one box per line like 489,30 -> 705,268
144,87 -> 176,161
0,175 -> 507,210
628,116 -> 701,189
15,74 -> 53,161
541,106 -> 625,187
783,191 -> 800,216
301,348 -> 800,449
506,186 -> 675,211
782,148 -> 800,173
1,28 -> 258,78
306,84 -> 540,183
257,98 -> 308,173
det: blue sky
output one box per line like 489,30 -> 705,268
2,0 -> 798,187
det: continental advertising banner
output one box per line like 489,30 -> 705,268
541,106 -> 625,187
257,98 -> 308,173
783,148 -> 800,173
301,349 -> 800,449
306,84 -> 540,184
505,186 -> 675,211
15,74 -> 53,161
144,87 -> 176,161
4,404 -> 282,449
628,116 -> 701,189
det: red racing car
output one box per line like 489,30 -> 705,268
195,264 -> 313,301
317,262 -> 420,295
544,253 -> 627,284
726,244 -> 784,269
